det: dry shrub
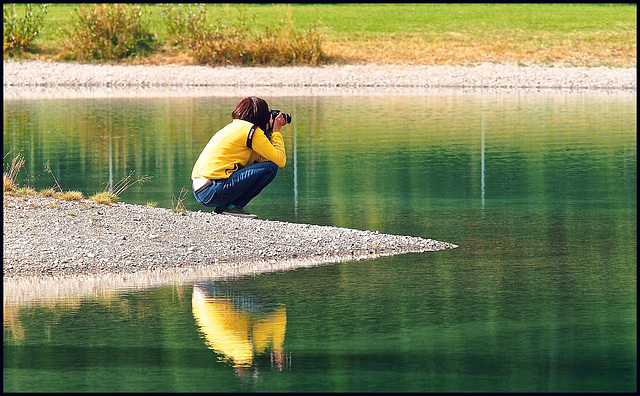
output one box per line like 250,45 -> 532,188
158,3 -> 206,48
61,3 -> 155,61
159,4 -> 326,66
3,3 -> 49,55
4,174 -> 18,193
244,12 -> 325,66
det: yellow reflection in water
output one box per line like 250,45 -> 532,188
192,283 -> 286,371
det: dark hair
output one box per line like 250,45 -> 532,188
231,97 -> 270,132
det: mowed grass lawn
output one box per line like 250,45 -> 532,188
9,3 -> 638,67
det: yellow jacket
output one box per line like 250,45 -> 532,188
192,119 -> 286,180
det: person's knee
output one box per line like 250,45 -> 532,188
255,161 -> 278,186
263,161 -> 278,176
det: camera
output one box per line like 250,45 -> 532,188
265,110 -> 291,138
270,109 -> 292,125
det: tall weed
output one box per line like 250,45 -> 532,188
61,3 -> 155,61
90,170 -> 152,205
108,170 -> 152,197
3,149 -> 26,192
3,3 -> 49,55
43,160 -> 62,192
171,187 -> 188,213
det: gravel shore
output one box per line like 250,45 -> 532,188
3,60 -> 636,100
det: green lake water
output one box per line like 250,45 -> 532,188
3,91 -> 636,392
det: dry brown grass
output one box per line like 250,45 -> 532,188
171,187 -> 188,213
3,150 -> 25,194
60,190 -> 84,201
6,4 -> 636,68
4,151 -> 149,206
16,186 -> 37,196
323,30 -> 637,67
39,188 -> 57,197
89,191 -> 119,205
4,174 -> 18,193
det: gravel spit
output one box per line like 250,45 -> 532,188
3,195 -> 457,284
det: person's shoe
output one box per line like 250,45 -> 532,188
220,206 -> 257,219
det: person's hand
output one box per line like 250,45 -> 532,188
272,113 -> 287,133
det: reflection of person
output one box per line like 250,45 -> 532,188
191,96 -> 288,218
192,284 -> 287,372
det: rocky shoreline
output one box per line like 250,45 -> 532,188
3,61 -> 636,100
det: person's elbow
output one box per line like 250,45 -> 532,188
275,156 -> 286,168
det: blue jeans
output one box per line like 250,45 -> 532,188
193,161 -> 278,209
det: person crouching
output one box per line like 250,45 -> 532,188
192,96 -> 289,218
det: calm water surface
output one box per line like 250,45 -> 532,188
3,92 -> 636,392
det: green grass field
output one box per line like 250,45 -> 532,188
5,3 -> 637,67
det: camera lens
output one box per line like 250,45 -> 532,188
271,110 -> 291,124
